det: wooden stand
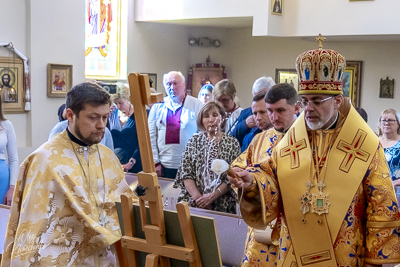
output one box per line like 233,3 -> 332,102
118,73 -> 202,267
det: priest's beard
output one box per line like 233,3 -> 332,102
306,106 -> 336,130
73,125 -> 103,146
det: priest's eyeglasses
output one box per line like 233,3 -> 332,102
297,96 -> 334,108
380,119 -> 397,124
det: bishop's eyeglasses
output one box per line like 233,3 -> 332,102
297,96 -> 334,108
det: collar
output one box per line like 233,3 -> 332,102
66,127 -> 88,147
227,103 -> 237,114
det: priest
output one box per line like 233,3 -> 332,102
2,82 -> 134,266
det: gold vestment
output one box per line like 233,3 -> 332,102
2,130 -> 134,266
240,100 -> 400,266
233,128 -> 284,266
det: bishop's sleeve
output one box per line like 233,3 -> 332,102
364,146 -> 400,265
232,132 -> 281,230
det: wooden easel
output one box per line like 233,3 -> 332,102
118,73 -> 202,267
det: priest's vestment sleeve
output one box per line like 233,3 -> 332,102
2,132 -> 134,266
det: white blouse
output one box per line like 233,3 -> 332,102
0,120 -> 18,185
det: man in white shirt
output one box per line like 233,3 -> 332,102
148,71 -> 203,178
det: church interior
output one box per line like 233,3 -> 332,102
1,0 -> 400,265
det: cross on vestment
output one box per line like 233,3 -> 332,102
280,130 -> 307,168
337,129 -> 370,172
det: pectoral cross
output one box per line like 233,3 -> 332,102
99,213 -> 109,228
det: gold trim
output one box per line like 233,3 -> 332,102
367,220 -> 400,228
300,250 -> 331,265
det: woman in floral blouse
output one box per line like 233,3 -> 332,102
174,101 -> 240,214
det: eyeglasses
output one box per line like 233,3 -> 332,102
380,119 -> 397,124
297,96 -> 334,108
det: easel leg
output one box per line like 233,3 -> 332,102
115,239 -> 128,267
145,254 -> 159,267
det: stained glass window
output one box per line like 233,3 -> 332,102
85,0 -> 127,80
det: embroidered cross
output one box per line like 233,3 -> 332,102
280,129 -> 307,168
337,129 -> 370,173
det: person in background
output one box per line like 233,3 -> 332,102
57,103 -> 67,121
378,108 -> 400,204
356,107 -> 368,122
110,83 -> 143,173
213,79 -> 243,135
174,101 -> 240,214
2,82 -> 134,266
148,71 -> 203,178
112,82 -> 134,128
197,83 -> 214,104
0,96 -> 18,205
241,92 -> 272,152
230,77 -> 275,147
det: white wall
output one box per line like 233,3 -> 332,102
135,0 -> 400,37
1,1 -> 400,163
0,0 -> 85,161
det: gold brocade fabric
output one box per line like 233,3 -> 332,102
240,104 -> 400,266
1,130 -> 134,267
232,128 -> 284,267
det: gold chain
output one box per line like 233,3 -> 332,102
69,139 -> 107,227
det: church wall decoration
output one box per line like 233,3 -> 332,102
187,56 -> 227,98
275,69 -> 299,91
47,64 -> 73,98
343,61 -> 362,108
271,0 -> 282,15
0,42 -> 30,114
141,73 -> 157,91
0,56 -> 26,113
379,76 -> 394,99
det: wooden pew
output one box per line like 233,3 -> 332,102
124,173 -> 248,266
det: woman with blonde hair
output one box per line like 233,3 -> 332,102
0,96 -> 18,205
378,108 -> 400,203
110,83 -> 144,173
213,79 -> 243,134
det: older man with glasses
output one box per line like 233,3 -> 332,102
229,35 -> 400,267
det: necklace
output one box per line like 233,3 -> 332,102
299,128 -> 338,223
69,139 -> 108,227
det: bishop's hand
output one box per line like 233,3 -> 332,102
227,167 -> 254,189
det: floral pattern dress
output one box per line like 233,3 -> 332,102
384,140 -> 400,181
384,140 -> 400,203
173,133 -> 240,214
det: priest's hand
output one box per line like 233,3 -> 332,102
4,185 -> 14,206
228,167 -> 254,188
